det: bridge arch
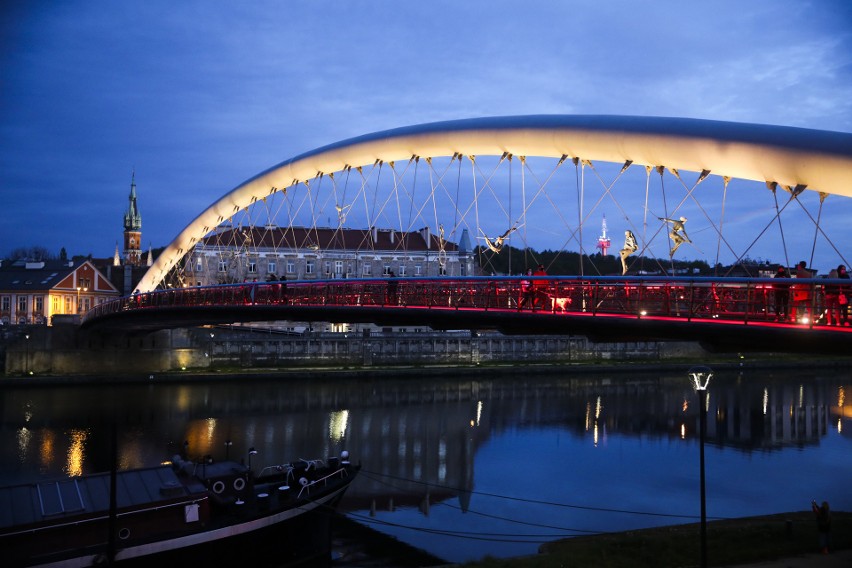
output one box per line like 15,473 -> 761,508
138,115 -> 852,292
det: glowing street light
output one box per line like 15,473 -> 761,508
24,333 -> 30,375
688,365 -> 713,568
76,286 -> 88,314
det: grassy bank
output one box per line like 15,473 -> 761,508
459,512 -> 851,568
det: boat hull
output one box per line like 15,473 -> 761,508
3,460 -> 358,568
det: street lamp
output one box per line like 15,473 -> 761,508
24,333 -> 30,375
76,286 -> 88,314
688,365 -> 713,568
248,447 -> 257,471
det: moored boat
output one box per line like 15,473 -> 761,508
0,449 -> 359,567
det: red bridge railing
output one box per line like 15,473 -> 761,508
84,276 -> 851,330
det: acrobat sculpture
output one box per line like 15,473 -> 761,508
659,216 -> 691,256
620,230 -> 638,275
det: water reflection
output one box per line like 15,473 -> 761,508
0,370 -> 850,562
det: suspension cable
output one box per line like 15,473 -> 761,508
714,176 -> 730,275
770,183 -> 791,270
795,192 -> 850,269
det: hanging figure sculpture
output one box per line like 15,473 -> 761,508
659,216 -> 691,256
481,226 -> 517,253
619,230 -> 638,275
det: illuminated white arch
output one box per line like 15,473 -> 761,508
137,115 -> 852,292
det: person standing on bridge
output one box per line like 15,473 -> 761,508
773,265 -> 791,322
659,217 -> 691,256
837,264 -> 850,326
794,260 -> 815,323
386,271 -> 398,306
519,269 -> 535,310
823,268 -> 840,325
533,264 -> 548,309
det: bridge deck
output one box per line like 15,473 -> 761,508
83,276 -> 852,354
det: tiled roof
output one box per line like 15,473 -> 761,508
0,260 -> 75,291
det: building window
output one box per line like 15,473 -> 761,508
415,264 -> 422,276
268,261 -> 276,274
1,296 -> 9,313
18,296 -> 28,314
65,296 -> 73,314
218,260 -> 227,273
306,260 -> 315,274
52,296 -> 61,314
362,263 -> 372,277
324,261 -> 331,275
34,296 -> 44,315
335,261 -> 343,276
383,265 -> 391,276
248,259 -> 257,273
286,260 -> 295,274
196,258 -> 203,272
398,265 -> 406,276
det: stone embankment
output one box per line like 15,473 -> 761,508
3,323 -> 714,375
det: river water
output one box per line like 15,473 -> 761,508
1,366 -> 850,564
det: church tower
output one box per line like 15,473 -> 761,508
123,172 -> 143,266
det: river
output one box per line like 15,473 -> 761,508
1,365 -> 849,564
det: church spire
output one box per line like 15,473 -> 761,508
122,171 -> 143,266
123,170 -> 142,231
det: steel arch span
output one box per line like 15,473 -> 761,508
138,115 -> 852,293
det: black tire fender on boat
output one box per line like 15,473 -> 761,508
212,480 -> 225,494
233,477 -> 245,492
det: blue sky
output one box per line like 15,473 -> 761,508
2,1 -> 851,269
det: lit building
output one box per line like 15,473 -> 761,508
0,259 -> 120,325
122,171 -> 144,267
181,226 -> 474,287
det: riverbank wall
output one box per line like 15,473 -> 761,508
3,323 -> 715,376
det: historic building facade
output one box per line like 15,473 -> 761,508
181,225 -> 475,286
0,259 -> 120,325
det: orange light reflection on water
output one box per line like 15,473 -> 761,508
65,429 -> 89,477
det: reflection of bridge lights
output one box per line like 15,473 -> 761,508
206,418 -> 217,443
585,401 -> 591,431
476,400 -> 483,426
763,388 -> 769,415
798,385 -> 804,408
681,423 -> 686,439
682,398 -> 689,412
838,386 -> 845,409
66,429 -> 88,477
329,410 -> 349,442
595,396 -> 603,420
17,427 -> 31,463
176,387 -> 191,412
839,419 -> 843,434
593,422 -> 599,447
40,430 -> 55,469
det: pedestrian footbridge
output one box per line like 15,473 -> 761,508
83,276 -> 851,354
